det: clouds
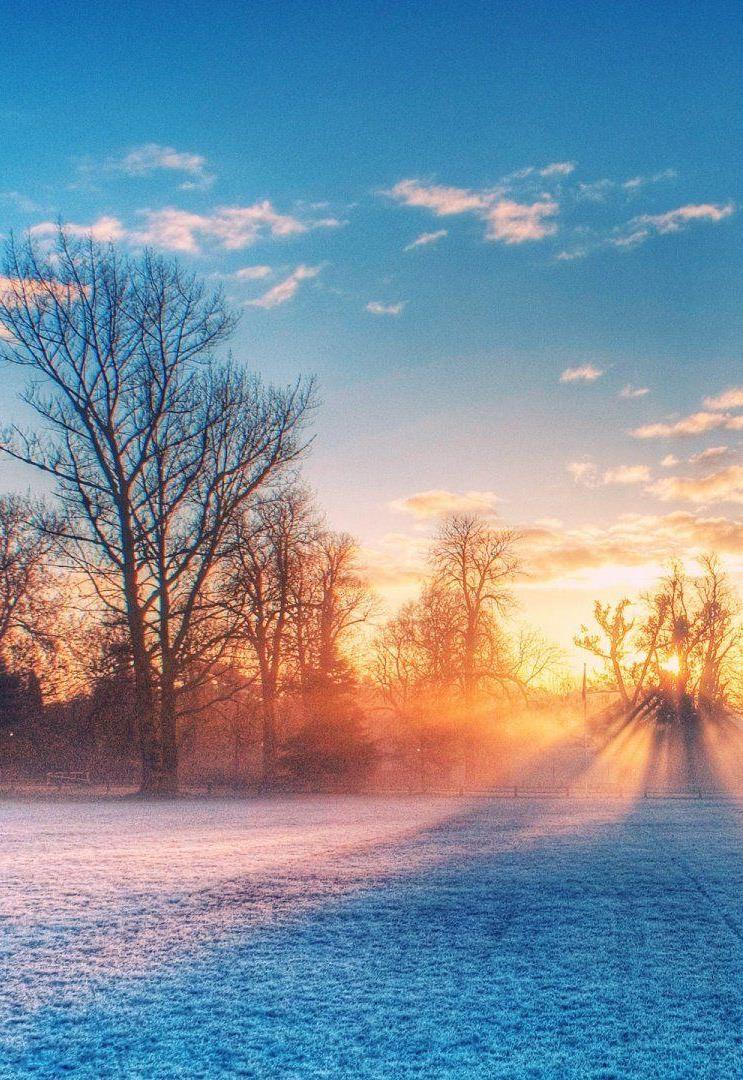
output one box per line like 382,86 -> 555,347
519,511 -> 743,585
385,163 -> 734,260
365,508 -> 743,598
30,215 -> 127,244
704,386 -> 743,411
114,143 -> 216,190
567,462 -> 598,485
568,461 -> 650,487
577,169 -> 676,202
630,386 -> 743,441
648,465 -> 743,505
619,384 -> 650,399
602,464 -> 652,485
246,265 -> 321,309
385,178 -> 558,244
366,301 -> 406,316
537,162 -> 575,177
231,265 -> 272,280
615,202 -> 735,248
404,229 -> 447,251
560,364 -> 603,383
390,489 -> 500,519
31,202 -> 340,254
386,179 -> 485,216
485,198 -> 558,243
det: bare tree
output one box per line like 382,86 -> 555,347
0,494 -> 56,670
220,484 -> 317,788
575,599 -> 635,708
430,514 -> 521,709
0,231 -> 313,792
576,556 -> 743,720
291,530 -> 375,696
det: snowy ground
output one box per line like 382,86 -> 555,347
2,796 -> 743,1079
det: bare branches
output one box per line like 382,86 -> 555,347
0,229 -> 315,792
577,556 -> 743,714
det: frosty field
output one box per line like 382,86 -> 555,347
2,796 -> 743,1079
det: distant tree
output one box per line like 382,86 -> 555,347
0,493 -> 56,670
576,556 -> 743,721
0,231 -> 313,792
219,484 -> 317,788
430,515 -> 521,708
282,663 -> 376,791
375,518 -> 560,787
0,658 -> 24,735
290,530 -> 375,696
282,530 -> 376,790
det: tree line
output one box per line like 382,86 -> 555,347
0,231 -> 740,796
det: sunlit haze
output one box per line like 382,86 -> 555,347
1,3 -> 741,669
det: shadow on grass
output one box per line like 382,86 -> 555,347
5,792 -> 743,1078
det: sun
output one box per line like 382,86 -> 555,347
660,653 -> 681,676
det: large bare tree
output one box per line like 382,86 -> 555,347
0,231 -> 313,792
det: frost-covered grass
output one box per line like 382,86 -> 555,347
2,795 -> 743,1078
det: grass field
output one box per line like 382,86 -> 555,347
2,795 -> 743,1078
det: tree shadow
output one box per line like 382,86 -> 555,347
7,793 -> 743,1078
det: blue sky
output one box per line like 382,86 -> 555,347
1,0 -> 742,651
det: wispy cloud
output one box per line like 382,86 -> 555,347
31,216 -> 127,244
366,300 -> 406,316
568,461 -> 650,487
510,162 -> 575,180
404,229 -> 447,251
485,199 -> 558,243
615,202 -> 734,248
390,489 -> 499,519
519,511 -> 743,584
689,445 -> 732,466
560,364 -> 603,383
567,462 -> 598,485
632,411 -> 743,439
603,464 -> 652,485
539,161 -> 575,177
619,384 -> 650,399
622,169 -> 677,191
578,170 -> 677,202
1,190 -> 43,213
231,265 -> 273,280
704,386 -> 743,410
31,202 -> 340,254
114,143 -> 216,190
647,465 -> 743,505
385,178 -> 558,244
247,264 -> 321,309
386,179 -> 485,216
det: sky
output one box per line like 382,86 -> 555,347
1,0 -> 742,659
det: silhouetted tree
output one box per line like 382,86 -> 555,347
0,231 -> 313,792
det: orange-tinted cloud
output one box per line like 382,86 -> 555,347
632,411 -> 743,439
390,489 -> 500,519
704,386 -> 743,410
647,465 -> 743,505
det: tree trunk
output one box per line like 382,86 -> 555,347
157,661 -> 179,795
260,680 -> 278,791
